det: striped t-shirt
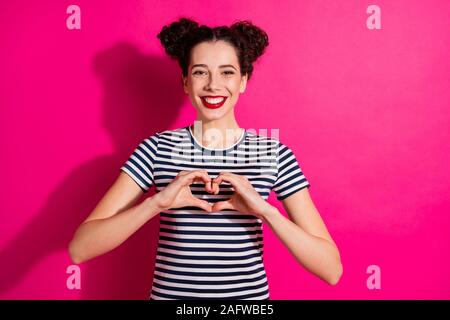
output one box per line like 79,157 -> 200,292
120,125 -> 310,300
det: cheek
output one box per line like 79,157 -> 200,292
190,80 -> 205,94
229,81 -> 242,95
220,77 -> 237,89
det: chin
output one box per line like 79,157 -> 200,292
199,113 -> 225,122
196,106 -> 232,121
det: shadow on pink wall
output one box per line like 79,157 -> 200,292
0,41 -> 185,299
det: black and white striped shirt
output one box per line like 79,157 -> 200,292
120,125 -> 310,300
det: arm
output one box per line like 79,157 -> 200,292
68,170 -> 214,264
204,172 -> 343,285
68,172 -> 163,264
263,187 -> 343,285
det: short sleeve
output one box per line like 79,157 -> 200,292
120,133 -> 159,193
272,142 -> 310,200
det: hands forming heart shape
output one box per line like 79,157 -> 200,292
152,170 -> 274,220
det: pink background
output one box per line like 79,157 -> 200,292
1,0 -> 449,299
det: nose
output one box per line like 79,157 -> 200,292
204,71 -> 221,91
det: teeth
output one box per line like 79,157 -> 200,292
204,97 -> 225,104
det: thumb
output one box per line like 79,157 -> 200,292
212,200 -> 234,212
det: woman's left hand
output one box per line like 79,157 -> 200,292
211,172 -> 275,220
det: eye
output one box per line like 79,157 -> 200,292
224,71 -> 235,75
193,70 -> 206,75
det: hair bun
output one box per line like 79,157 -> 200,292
230,20 -> 269,63
157,18 -> 199,60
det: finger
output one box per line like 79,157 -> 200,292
222,171 -> 248,183
173,170 -> 190,186
183,170 -> 212,187
213,173 -> 240,191
211,181 -> 220,194
209,180 -> 216,194
192,174 -> 215,193
191,176 -> 213,193
190,197 -> 212,212
212,200 -> 234,211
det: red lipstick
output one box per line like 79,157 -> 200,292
200,96 -> 228,109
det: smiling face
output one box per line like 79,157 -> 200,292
182,40 -> 248,122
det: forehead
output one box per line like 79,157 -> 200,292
190,40 -> 239,67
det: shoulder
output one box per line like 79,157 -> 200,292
143,126 -> 188,143
154,126 -> 188,139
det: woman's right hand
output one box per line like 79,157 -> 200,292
152,170 -> 216,212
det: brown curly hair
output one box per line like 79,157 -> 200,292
157,17 -> 269,81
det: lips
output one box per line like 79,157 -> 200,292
200,96 -> 228,109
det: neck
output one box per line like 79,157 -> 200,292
191,114 -> 243,149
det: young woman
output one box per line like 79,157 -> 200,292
69,17 -> 343,300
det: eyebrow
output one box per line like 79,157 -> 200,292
191,64 -> 237,70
